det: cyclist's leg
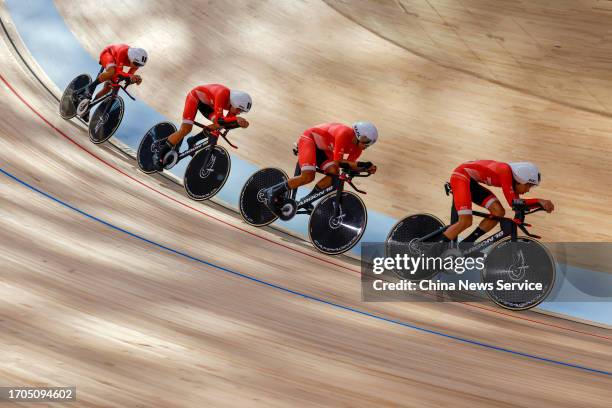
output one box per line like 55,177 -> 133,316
443,171 -> 473,241
78,65 -> 107,120
87,52 -> 115,96
197,102 -> 214,119
167,93 -> 198,146
88,69 -> 114,102
266,135 -> 317,204
167,123 -> 193,146
297,157 -> 337,206
153,93 -> 195,168
487,200 -> 505,219
462,183 -> 504,242
311,150 -> 336,190
287,135 -> 318,189
186,103 -> 214,148
93,81 -> 112,100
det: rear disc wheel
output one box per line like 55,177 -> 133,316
239,168 -> 288,227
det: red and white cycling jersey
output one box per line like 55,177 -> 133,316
99,44 -> 138,76
450,160 -> 539,215
181,84 -> 237,125
297,123 -> 362,171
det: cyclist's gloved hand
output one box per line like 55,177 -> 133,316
357,161 -> 373,169
538,199 -> 554,213
236,117 -> 249,128
129,74 -> 142,85
357,161 -> 376,174
217,116 -> 242,130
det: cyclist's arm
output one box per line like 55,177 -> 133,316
211,91 -> 241,129
337,160 -> 375,172
335,152 -> 361,170
334,137 -> 373,170
103,67 -> 133,84
207,91 -> 235,128
217,115 -> 240,129
500,173 -> 539,207
332,159 -> 356,169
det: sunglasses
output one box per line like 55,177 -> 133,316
133,56 -> 147,67
358,136 -> 373,146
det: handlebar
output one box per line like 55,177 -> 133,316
338,162 -> 373,174
336,162 -> 373,194
311,163 -> 372,194
192,120 -> 238,149
110,71 -> 132,85
512,199 -> 544,216
109,72 -> 136,100
511,199 -> 544,239
121,84 -> 135,101
337,163 -> 373,177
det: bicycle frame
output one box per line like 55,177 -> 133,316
459,218 -> 513,257
89,79 -> 135,123
88,86 -> 118,114
290,163 -> 368,216
176,121 -> 235,162
294,180 -> 336,215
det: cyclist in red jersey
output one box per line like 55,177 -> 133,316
265,121 -> 378,211
77,44 -> 148,122
153,84 -> 251,170
441,160 -> 554,243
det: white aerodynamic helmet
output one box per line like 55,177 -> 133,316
352,121 -> 378,146
509,162 -> 541,185
127,47 -> 148,66
229,90 -> 252,113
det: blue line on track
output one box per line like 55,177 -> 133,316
1,166 -> 610,377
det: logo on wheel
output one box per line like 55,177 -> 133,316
199,155 -> 217,178
408,238 -> 426,254
94,114 -> 108,134
151,139 -> 163,153
329,209 -> 346,229
507,249 -> 529,280
256,189 -> 267,204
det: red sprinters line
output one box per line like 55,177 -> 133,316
1,73 -> 609,341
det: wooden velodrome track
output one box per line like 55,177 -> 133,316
0,1 -> 610,406
55,0 -> 612,242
